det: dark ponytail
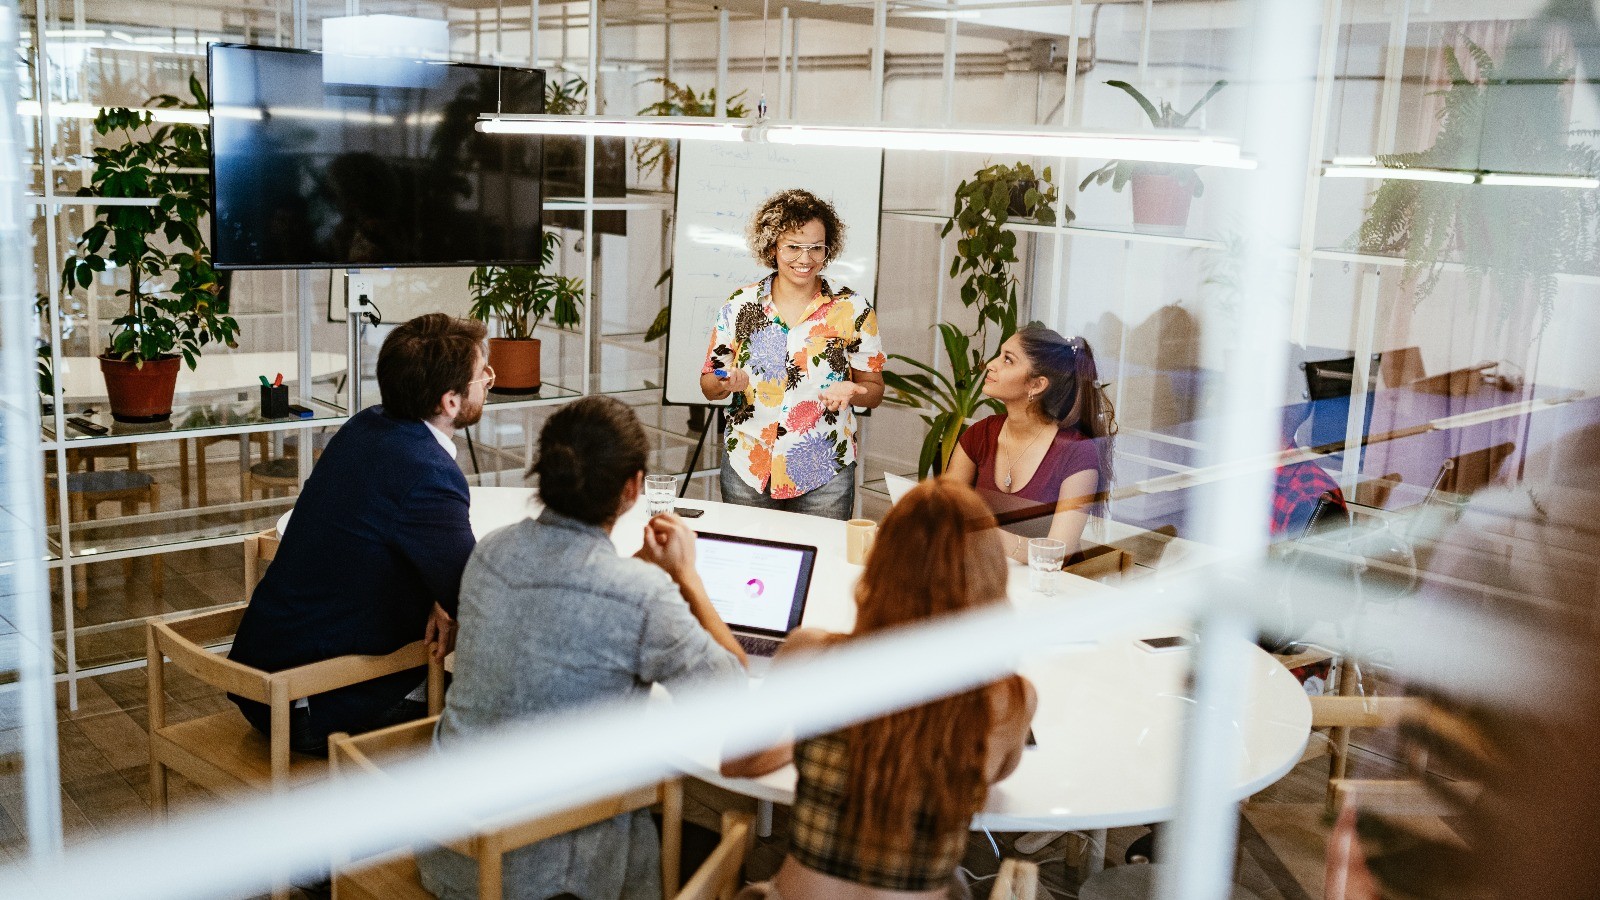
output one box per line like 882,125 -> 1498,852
1015,324 -> 1117,483
532,396 -> 649,524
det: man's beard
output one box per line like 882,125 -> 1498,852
453,395 -> 484,429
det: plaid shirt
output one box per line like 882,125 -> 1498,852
789,733 -> 968,892
1272,459 -> 1347,537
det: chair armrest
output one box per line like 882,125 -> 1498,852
149,615 -> 271,703
162,603 -> 248,646
1332,778 -> 1479,817
1310,696 -> 1426,729
331,716 -> 441,777
675,812 -> 754,900
277,640 -> 433,701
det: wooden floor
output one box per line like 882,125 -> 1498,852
0,663 -> 1411,899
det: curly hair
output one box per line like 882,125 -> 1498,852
747,188 -> 846,269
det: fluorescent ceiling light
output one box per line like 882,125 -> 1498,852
1479,172 -> 1599,189
149,108 -> 209,124
1329,155 -> 1377,166
477,115 -> 1254,168
1323,164 -> 1475,184
16,99 -> 210,123
478,116 -> 747,143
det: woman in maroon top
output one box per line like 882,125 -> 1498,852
943,325 -> 1115,562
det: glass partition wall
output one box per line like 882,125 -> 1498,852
0,1 -> 1595,896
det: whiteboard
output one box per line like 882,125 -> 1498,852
663,142 -> 884,406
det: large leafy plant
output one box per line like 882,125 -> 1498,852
1078,79 -> 1227,198
467,231 -> 584,338
882,163 -> 1063,476
61,76 -> 238,367
633,77 -> 750,187
1354,40 -> 1600,328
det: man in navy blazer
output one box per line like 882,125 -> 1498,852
229,313 -> 492,754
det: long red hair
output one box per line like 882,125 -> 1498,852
839,479 -> 1024,850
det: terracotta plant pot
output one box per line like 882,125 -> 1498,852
1129,172 -> 1194,234
487,337 -> 541,395
99,354 -> 181,423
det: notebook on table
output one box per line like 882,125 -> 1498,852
694,531 -> 817,665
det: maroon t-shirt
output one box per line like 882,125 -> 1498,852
958,414 -> 1102,537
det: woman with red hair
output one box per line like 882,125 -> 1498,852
725,479 -> 1036,899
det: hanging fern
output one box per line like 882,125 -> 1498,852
1353,39 -> 1600,332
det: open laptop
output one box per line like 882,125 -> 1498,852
694,531 -> 817,667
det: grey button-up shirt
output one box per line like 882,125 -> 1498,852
417,508 -> 743,900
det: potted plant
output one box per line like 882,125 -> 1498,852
61,76 -> 238,422
633,77 -> 750,188
882,163 -> 1065,475
1078,79 -> 1227,233
1354,40 -> 1600,330
467,230 -> 585,394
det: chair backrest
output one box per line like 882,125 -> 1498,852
243,528 -> 281,596
1433,442 -> 1515,498
1353,473 -> 1402,509
1066,544 -> 1133,582
330,719 -> 687,900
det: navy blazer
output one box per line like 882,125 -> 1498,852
229,406 -> 475,738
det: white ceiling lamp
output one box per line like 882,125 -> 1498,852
15,99 -> 209,124
1479,172 -> 1600,189
1324,163 -> 1597,188
476,114 -> 1255,169
477,115 -> 747,143
1322,164 -> 1476,184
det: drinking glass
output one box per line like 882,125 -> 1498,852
1028,538 -> 1068,595
644,474 -> 678,517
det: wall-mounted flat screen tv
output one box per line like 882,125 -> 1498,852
208,43 -> 544,269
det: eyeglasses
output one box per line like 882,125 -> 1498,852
778,242 -> 828,261
469,365 -> 496,391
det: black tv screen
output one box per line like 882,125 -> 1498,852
208,44 -> 544,269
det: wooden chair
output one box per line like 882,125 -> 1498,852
244,457 -> 301,500
46,469 -> 163,609
330,717 -> 754,900
180,433 -> 270,506
1307,693 -> 1428,815
991,858 -> 1039,900
145,611 -> 446,812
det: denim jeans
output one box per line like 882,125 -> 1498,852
719,459 -> 856,520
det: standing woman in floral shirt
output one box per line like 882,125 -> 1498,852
701,189 -> 887,520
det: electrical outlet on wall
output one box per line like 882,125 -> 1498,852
346,273 -> 375,313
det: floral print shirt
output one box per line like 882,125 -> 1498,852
702,275 -> 886,498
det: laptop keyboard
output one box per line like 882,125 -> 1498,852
735,633 -> 783,658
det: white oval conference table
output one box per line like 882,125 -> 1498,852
280,487 -> 1312,840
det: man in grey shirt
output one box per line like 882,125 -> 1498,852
418,396 -> 746,900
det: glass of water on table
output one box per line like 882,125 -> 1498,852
1028,538 -> 1068,595
645,474 -> 678,517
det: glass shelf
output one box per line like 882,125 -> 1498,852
44,396 -> 347,445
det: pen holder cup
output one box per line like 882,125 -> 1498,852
261,384 -> 290,418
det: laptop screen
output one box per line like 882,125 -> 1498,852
694,532 -> 817,638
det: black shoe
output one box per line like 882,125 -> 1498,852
1125,831 -> 1156,865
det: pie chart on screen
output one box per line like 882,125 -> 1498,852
745,578 -> 765,598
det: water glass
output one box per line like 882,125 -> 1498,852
1028,538 -> 1068,595
644,474 -> 678,517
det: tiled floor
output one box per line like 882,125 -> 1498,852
0,663 -> 1414,899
